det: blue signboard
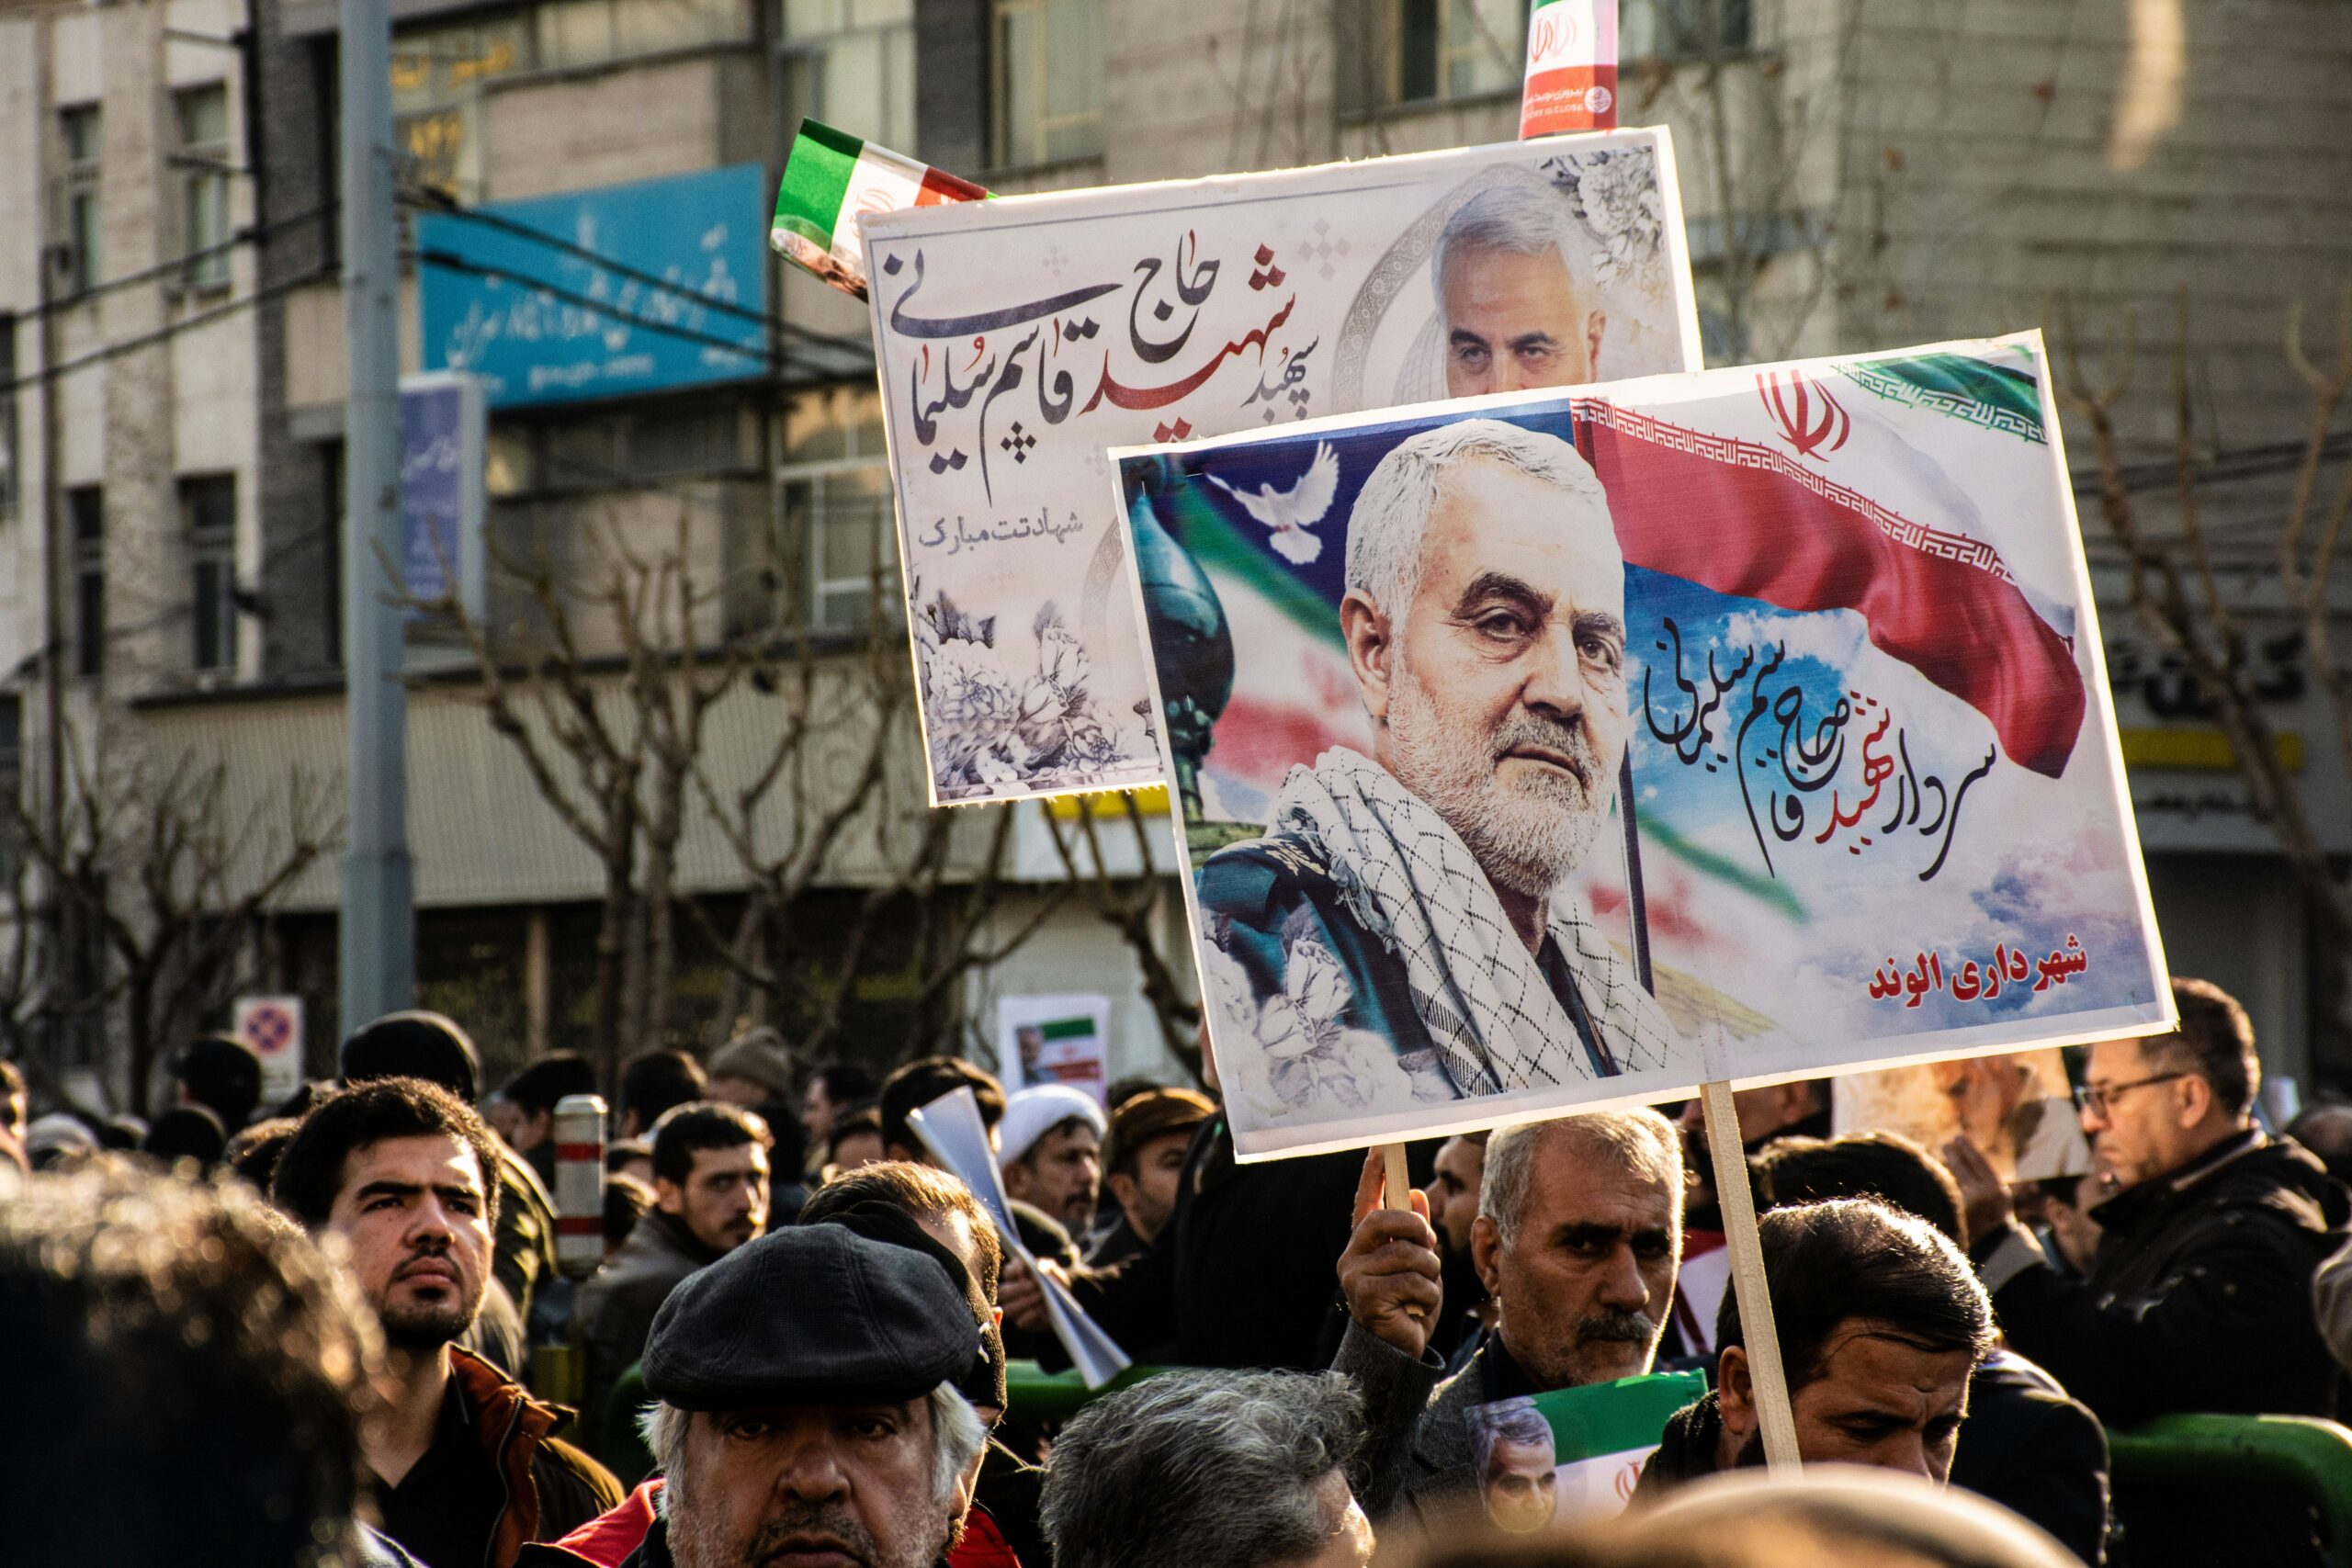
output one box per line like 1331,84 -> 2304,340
418,164 -> 769,407
400,372 -> 482,622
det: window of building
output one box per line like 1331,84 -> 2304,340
776,384 -> 899,635
61,106 -> 102,296
175,85 -> 233,290
533,0 -> 751,73
779,0 -> 915,153
1340,0 -> 1524,114
182,475 -> 239,674
68,487 -> 103,679
390,16 -> 526,202
0,314 -> 17,518
1622,0 -> 1752,60
990,0 -> 1102,168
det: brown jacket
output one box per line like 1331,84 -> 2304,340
448,1345 -> 625,1568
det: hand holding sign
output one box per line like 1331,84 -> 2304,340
1338,1149 -> 1443,1360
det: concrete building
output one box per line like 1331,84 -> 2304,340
5,0 -> 2349,1105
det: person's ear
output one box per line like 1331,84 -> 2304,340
1340,591 -> 1396,726
1472,1213 -> 1504,1299
2175,1072 -> 2214,1129
1716,1345 -> 1758,1441
653,1178 -> 685,1215
1585,309 -> 1607,376
1106,1171 -> 1138,1209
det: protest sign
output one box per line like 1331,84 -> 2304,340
905,1087 -> 1132,1387
233,996 -> 306,1106
1468,1372 -> 1705,1529
997,992 -> 1113,1103
857,130 -> 1703,806
1835,1049 -> 2091,1181
1114,333 -> 2173,1160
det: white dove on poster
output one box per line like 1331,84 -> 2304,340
1207,442 -> 1340,565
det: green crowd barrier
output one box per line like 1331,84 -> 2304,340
1004,1359 -> 1169,1421
2109,1413 -> 2352,1567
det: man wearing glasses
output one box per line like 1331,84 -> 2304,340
1946,977 -> 2349,1568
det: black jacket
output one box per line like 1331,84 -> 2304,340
1981,1130 -> 2347,1568
1950,1350 -> 2109,1565
573,1210 -> 723,1445
1066,1111 -> 1361,1369
1629,1391 -> 1728,1502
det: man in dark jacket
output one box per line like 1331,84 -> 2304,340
1948,976 -> 2352,1568
275,1077 -> 622,1568
1751,1131 -> 2110,1563
575,1100 -> 771,1442
1633,1199 -> 1996,1501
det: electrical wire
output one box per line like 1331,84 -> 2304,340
8,205 -> 337,325
0,264 -> 340,398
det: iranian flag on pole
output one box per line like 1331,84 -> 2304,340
1520,0 -> 1619,138
771,119 -> 988,300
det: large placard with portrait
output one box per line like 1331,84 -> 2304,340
1114,333 -> 2174,1158
858,130 -> 1703,806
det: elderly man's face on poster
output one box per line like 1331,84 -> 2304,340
1442,243 -> 1604,399
1347,456 -> 1630,901
1481,1433 -> 1560,1532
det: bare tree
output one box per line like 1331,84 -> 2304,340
2060,286 -> 2352,1000
5,728 -> 338,1116
1040,792 -> 1204,1077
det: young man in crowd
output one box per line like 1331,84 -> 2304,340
617,1048 -> 708,1139
1422,1131 -> 1493,1367
997,1083 -> 1106,1235
576,1100 -> 772,1443
1042,1370 -> 1374,1568
803,1060 -> 878,1165
497,1053 -> 601,1189
1634,1198 -> 1996,1496
1951,977 -> 2349,1568
528,1224 -> 993,1568
274,1077 -> 621,1567
171,1032 -> 266,1134
1086,1087 -> 1215,1266
1332,1110 -> 1684,1528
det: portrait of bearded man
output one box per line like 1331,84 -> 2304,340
1198,417 -> 1695,1118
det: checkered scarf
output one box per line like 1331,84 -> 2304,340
1270,747 -> 1685,1095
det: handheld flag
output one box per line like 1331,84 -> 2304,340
1521,0 -> 1620,137
772,119 -> 988,300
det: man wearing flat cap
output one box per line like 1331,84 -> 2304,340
528,1224 -> 993,1568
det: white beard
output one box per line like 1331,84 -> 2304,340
1385,655 -> 1610,899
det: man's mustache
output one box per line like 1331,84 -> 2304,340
1576,1309 -> 1658,1345
1490,714 -> 1599,790
747,1505 -> 879,1566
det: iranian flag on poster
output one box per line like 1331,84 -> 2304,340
1521,0 -> 1619,137
1468,1372 -> 1706,1529
770,120 -> 988,299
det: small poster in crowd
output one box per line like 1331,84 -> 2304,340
233,995 -> 306,1106
997,993 -> 1113,1104
1834,1049 -> 2091,1181
1114,333 -> 2172,1158
1468,1372 -> 1705,1529
855,129 -> 1703,805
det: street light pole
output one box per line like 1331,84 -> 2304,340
337,0 -> 413,1033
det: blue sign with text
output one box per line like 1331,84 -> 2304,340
400,373 -> 481,620
418,164 -> 769,407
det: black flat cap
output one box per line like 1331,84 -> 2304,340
642,1224 -> 980,1411
808,1200 -> 1006,1412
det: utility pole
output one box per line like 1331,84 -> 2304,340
337,0 -> 413,1034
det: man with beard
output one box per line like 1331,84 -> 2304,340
1434,184 -> 1609,398
616,1225 -> 991,1568
1198,419 -> 1691,1122
1424,1131 -> 1493,1365
1631,1199 -> 1995,1498
275,1077 -> 621,1568
1334,1111 -> 1682,1531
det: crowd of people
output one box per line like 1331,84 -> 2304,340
4,971 -> 2352,1567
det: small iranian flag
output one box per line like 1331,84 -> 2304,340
1469,1371 -> 1705,1529
771,119 -> 988,300
1520,0 -> 1619,138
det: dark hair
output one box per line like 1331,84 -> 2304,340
879,1055 -> 1004,1156
341,1011 -> 481,1102
605,1136 -> 653,1173
814,1061 -> 878,1107
1103,1076 -> 1165,1113
502,1052 -> 600,1117
800,1159 -> 1004,1296
2143,976 -> 2260,1117
1753,1133 -> 1967,1247
1042,1370 -> 1364,1568
1716,1199 -> 1995,1392
829,1104 -> 881,1160
621,1048 -> 707,1128
604,1172 -> 655,1246
173,1034 -> 265,1131
226,1117 -> 302,1191
0,1162 -> 384,1567
273,1077 -> 504,1232
649,1100 -> 767,1188
143,1105 -> 229,1169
